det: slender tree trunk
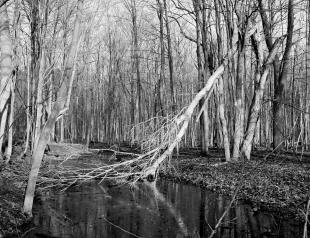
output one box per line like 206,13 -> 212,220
200,0 -> 210,153
6,79 -> 15,162
34,50 -> 45,151
0,105 -> 8,157
23,64 -> 31,156
131,0 -> 142,122
163,0 -> 176,113
155,0 -> 165,117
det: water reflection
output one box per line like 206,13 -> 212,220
29,180 -> 305,238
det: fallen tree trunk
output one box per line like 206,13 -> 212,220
143,63 -> 226,178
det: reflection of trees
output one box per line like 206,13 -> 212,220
146,181 -> 189,237
34,184 -> 109,238
32,180 -> 306,238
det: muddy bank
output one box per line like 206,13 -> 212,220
160,148 -> 310,222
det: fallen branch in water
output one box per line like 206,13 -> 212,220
208,184 -> 242,238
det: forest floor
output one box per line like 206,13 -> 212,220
0,144 -> 309,236
160,147 -> 310,222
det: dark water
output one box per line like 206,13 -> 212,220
28,179 -> 306,238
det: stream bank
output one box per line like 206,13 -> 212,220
160,148 -> 310,222
0,144 -> 309,237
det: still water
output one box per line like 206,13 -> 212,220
28,179 -> 305,238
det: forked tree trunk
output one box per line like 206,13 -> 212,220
23,0 -> 83,216
241,34 -> 285,159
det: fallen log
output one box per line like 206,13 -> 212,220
143,63 -> 227,179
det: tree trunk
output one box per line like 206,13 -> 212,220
131,0 -> 142,123
23,65 -> 31,156
23,0 -> 83,216
6,78 -> 15,162
258,0 -> 294,149
217,77 -> 230,161
0,4 -> 13,156
163,0 -> 176,113
192,0 -> 209,154
241,33 -> 285,159
23,103 -> 63,215
155,0 -> 165,117
34,50 -> 45,151
232,49 -> 245,160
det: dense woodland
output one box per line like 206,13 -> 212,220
0,0 -> 309,216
